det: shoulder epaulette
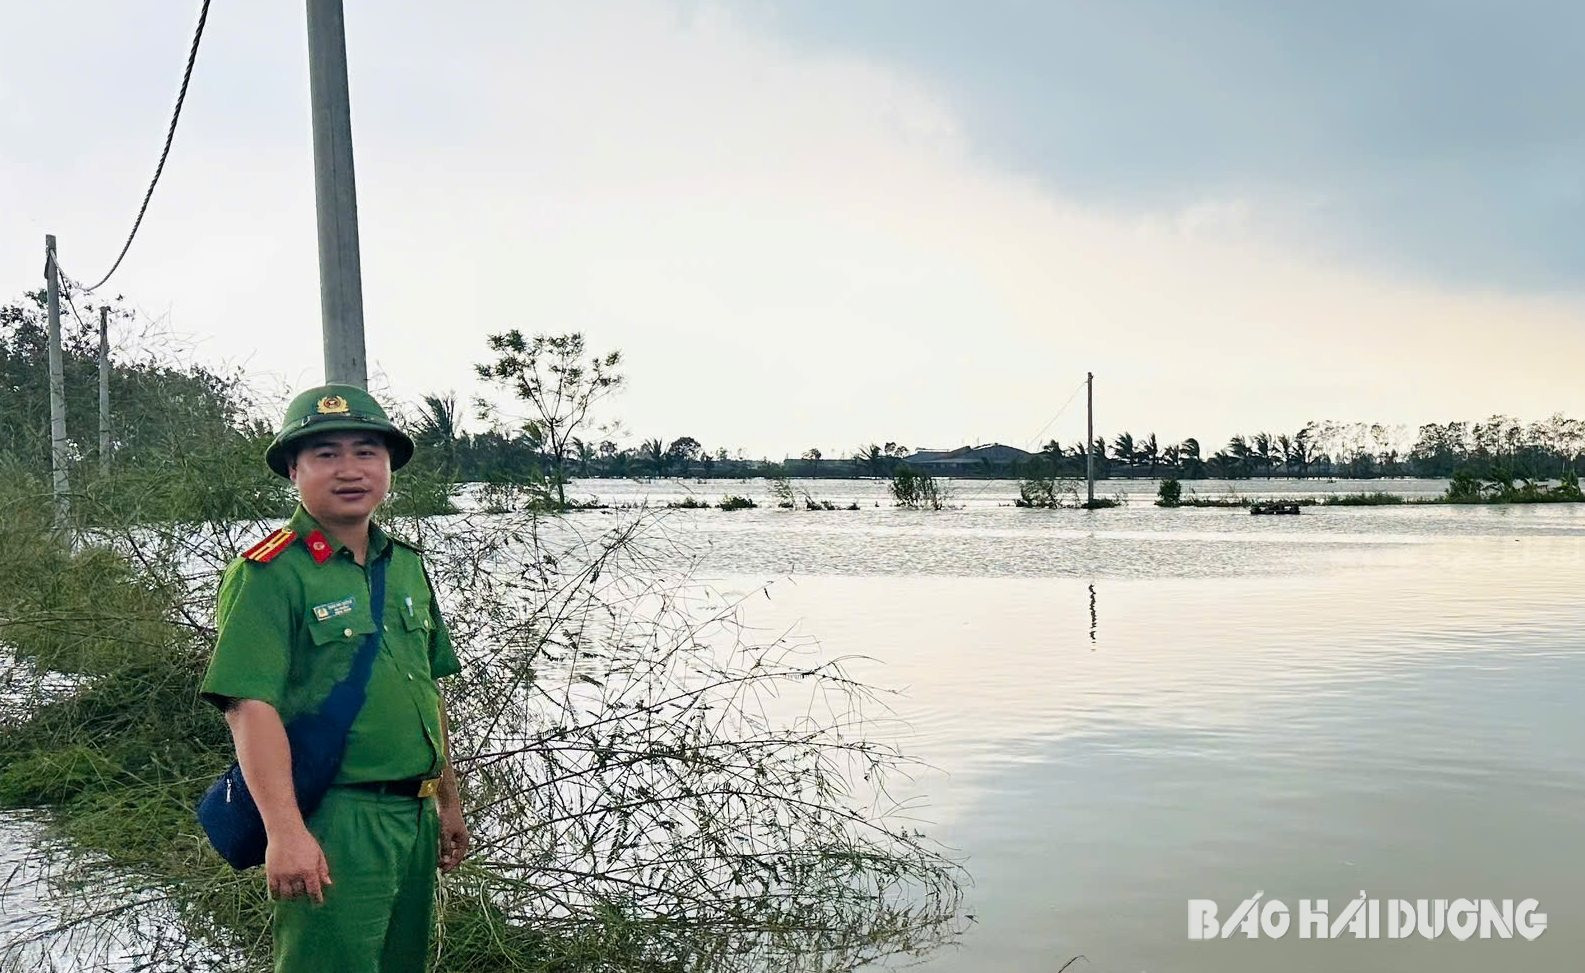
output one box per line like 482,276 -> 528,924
241,527 -> 296,564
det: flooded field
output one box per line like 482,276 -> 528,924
5,477 -> 1581,972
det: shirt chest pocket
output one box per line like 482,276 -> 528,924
396,591 -> 433,637
306,605 -> 377,648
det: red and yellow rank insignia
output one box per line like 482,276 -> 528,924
241,527 -> 296,564
303,529 -> 335,565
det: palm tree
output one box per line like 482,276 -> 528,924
1252,432 -> 1277,476
571,437 -> 596,475
1139,433 -> 1160,475
1112,432 -> 1136,473
1227,435 -> 1253,478
1209,450 -> 1237,478
1289,425 -> 1317,478
856,444 -> 884,476
414,392 -> 460,472
1179,437 -> 1204,479
640,437 -> 666,476
1162,443 -> 1181,473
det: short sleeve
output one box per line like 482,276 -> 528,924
423,565 -> 461,680
199,558 -> 294,710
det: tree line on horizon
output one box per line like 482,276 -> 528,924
418,413 -> 1585,484
6,289 -> 1580,505
1030,416 -> 1585,481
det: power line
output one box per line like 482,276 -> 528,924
80,0 -> 213,294
946,376 -> 1091,507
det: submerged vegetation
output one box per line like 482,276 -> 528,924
890,469 -> 949,510
1445,468 -> 1584,504
1013,476 -> 1123,509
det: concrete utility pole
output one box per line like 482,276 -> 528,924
306,0 -> 368,388
99,306 -> 111,473
43,235 -> 70,528
1085,371 -> 1095,507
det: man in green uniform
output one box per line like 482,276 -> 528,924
200,384 -> 469,972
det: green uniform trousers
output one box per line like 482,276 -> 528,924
273,787 -> 440,972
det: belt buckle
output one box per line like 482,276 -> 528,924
417,777 -> 441,799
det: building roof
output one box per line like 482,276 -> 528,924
905,443 -> 1035,465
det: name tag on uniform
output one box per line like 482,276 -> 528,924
312,596 -> 356,622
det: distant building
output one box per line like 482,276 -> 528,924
904,443 -> 1036,471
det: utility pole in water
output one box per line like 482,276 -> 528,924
1085,371 -> 1095,507
99,306 -> 111,473
43,235 -> 70,529
306,0 -> 368,388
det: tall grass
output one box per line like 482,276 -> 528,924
0,466 -> 964,972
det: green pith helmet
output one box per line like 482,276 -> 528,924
264,383 -> 416,478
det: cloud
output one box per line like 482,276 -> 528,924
2,0 -> 1582,458
758,0 -> 1585,293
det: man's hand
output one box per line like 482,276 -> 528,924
266,826 -> 332,903
224,699 -> 328,902
438,802 -> 470,873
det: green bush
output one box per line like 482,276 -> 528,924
0,486 -> 964,971
891,469 -> 948,510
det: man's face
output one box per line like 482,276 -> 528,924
288,431 -> 391,525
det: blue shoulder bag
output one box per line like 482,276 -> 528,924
197,556 -> 388,870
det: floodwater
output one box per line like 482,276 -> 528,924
6,477 -> 1584,972
575,477 -> 1585,972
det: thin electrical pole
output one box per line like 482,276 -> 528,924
306,0 -> 368,388
99,306 -> 111,473
1085,371 -> 1095,507
44,235 -> 70,529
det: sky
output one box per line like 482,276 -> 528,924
2,1 -> 1582,459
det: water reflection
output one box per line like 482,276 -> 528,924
718,535 -> 1585,972
1087,582 -> 1097,646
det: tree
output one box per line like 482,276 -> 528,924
1112,432 -> 1136,472
666,436 -> 703,475
0,290 -> 248,474
1176,438 -> 1203,479
1289,424 -> 1318,478
1227,435 -> 1253,478
1139,433 -> 1160,475
802,448 -> 822,462
413,392 -> 460,473
1252,432 -> 1277,476
640,437 -> 666,476
476,331 -> 624,509
856,444 -> 885,476
1208,450 -> 1237,478
572,438 -> 597,475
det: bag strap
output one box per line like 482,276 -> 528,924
317,553 -> 389,729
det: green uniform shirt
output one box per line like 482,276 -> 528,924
200,505 -> 461,783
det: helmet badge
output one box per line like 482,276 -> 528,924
316,395 -> 350,415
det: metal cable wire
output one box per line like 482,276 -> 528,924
80,0 -> 213,294
945,376 -> 1090,507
